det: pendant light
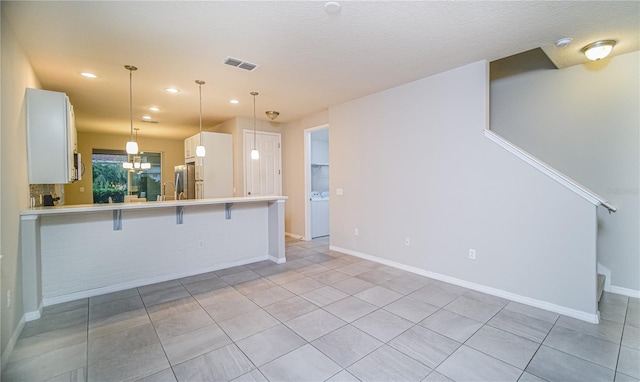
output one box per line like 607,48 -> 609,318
123,128 -> 151,170
124,65 -> 139,155
250,91 -> 259,160
195,80 -> 206,157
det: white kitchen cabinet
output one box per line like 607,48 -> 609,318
26,88 -> 79,184
184,135 -> 197,161
185,132 -> 233,198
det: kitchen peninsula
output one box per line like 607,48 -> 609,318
20,196 -> 286,320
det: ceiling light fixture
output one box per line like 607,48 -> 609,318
149,106 -> 160,112
123,128 -> 151,170
265,111 -> 280,121
195,80 -> 206,158
124,65 -> 138,155
165,88 -> 180,93
142,115 -> 152,120
230,99 -> 239,104
582,40 -> 616,61
250,92 -> 259,160
81,72 -> 97,78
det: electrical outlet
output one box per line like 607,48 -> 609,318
79,187 -> 85,192
7,290 -> 11,308
405,238 -> 410,246
469,249 -> 476,260
198,240 -> 205,248
354,228 -> 359,236
336,188 -> 344,196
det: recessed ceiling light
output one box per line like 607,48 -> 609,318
165,88 -> 180,93
230,99 -> 239,104
149,107 -> 160,112
81,72 -> 97,78
142,115 -> 152,120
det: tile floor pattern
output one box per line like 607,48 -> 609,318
3,236 -> 639,382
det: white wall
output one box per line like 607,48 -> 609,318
329,61 -> 599,318
491,51 -> 639,294
1,8 -> 41,360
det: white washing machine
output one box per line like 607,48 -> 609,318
311,192 -> 329,238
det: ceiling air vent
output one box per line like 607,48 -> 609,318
223,56 -> 259,72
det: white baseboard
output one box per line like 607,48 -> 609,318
269,255 -> 286,264
330,245 -> 600,324
24,302 -> 43,322
285,232 -> 305,240
40,255 -> 269,308
1,314 -> 26,369
610,285 -> 640,299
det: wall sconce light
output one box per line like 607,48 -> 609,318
582,40 -> 616,61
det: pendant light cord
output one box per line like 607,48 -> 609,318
251,92 -> 258,149
199,82 -> 203,145
129,68 -> 134,142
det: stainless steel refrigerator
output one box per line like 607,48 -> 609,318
174,164 -> 195,200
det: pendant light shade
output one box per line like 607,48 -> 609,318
124,65 -> 139,155
123,128 -> 151,171
250,91 -> 259,160
126,141 -> 138,155
195,80 -> 206,157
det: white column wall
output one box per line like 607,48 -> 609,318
329,60 -> 598,319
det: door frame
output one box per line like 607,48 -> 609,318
304,124 -> 329,241
243,129 -> 282,197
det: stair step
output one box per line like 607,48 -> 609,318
597,274 -> 605,302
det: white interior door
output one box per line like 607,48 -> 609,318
244,130 -> 282,196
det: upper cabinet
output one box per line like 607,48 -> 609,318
26,88 -> 80,184
184,135 -> 198,161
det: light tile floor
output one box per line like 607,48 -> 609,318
3,236 -> 639,382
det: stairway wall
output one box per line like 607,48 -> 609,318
490,51 -> 639,295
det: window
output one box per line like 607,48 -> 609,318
92,149 -> 162,203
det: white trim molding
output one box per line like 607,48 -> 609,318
330,245 -> 600,324
484,129 -> 615,212
610,285 -> 640,299
40,255 -> 271,307
1,315 -> 26,369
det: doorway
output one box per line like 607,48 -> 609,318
243,130 -> 282,196
305,125 -> 329,240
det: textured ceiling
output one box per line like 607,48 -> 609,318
3,1 -> 639,140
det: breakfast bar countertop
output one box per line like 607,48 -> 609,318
21,195 -> 288,216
